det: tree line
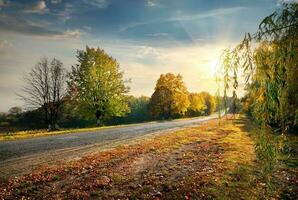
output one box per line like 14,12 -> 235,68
0,47 -> 220,132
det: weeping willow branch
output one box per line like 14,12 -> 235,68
219,3 -> 298,133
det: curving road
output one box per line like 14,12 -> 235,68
0,114 -> 218,178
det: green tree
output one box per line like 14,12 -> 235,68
149,73 -> 189,119
8,107 -> 22,116
126,96 -> 150,122
111,96 -> 150,124
199,92 -> 216,115
68,46 -> 130,125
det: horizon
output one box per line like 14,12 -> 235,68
0,0 -> 281,112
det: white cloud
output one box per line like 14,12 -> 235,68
147,33 -> 169,37
0,39 -> 11,48
27,28 -> 86,39
57,3 -> 74,22
121,6 -> 246,31
51,0 -> 62,4
62,29 -> 85,38
0,40 -> 13,54
83,26 -> 92,31
57,1 -> 108,22
171,7 -> 245,22
147,0 -> 157,7
0,13 -> 86,39
82,0 -> 108,9
137,46 -> 160,57
24,1 -> 47,14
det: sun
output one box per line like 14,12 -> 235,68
208,57 -> 219,77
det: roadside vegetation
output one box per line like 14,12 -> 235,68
217,3 -> 298,199
0,115 -> 210,141
221,3 -> 297,134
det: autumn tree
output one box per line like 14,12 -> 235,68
187,93 -> 206,116
68,46 -> 130,125
20,58 -> 66,129
149,73 -> 189,119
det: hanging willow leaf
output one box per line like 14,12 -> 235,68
219,3 -> 298,133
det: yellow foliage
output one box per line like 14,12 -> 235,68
149,73 -> 190,118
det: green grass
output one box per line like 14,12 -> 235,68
0,124 -> 124,141
201,116 -> 297,199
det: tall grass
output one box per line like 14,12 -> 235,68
254,125 -> 287,193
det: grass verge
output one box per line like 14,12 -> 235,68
0,115 -> 215,141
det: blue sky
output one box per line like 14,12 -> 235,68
0,0 -> 283,111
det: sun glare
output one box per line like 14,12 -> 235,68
208,57 -> 219,77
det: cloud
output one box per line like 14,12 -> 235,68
57,3 -> 74,22
171,7 -> 246,22
62,29 -> 85,38
51,0 -> 62,4
137,46 -> 160,57
57,0 -> 108,22
0,1 -> 89,38
0,0 -> 9,8
121,6 -> 246,31
24,0 -> 47,14
82,0 -> 108,9
147,33 -> 169,37
0,39 -> 12,48
147,0 -> 157,7
0,13 -> 85,38
0,13 -> 57,36
0,40 -> 13,54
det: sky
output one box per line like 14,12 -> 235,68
0,0 -> 285,112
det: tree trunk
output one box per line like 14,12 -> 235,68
96,110 -> 101,126
44,105 -> 49,129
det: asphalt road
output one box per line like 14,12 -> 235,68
0,115 -> 218,163
0,115 -> 219,179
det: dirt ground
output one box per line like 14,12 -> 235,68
0,117 -> 297,199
